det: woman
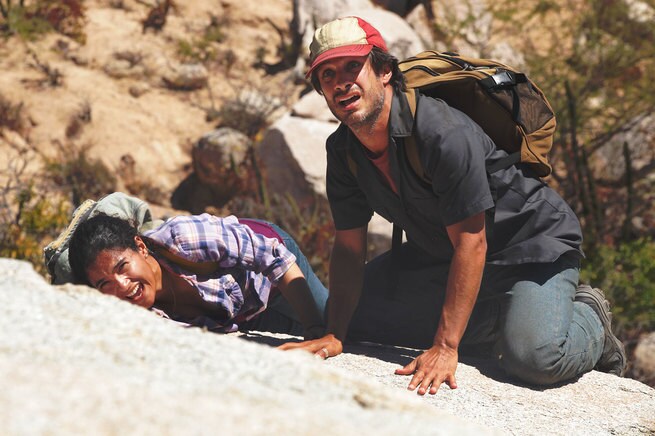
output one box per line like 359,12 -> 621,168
68,212 -> 327,339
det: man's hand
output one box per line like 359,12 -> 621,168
278,333 -> 343,360
394,344 -> 459,395
395,212 -> 485,396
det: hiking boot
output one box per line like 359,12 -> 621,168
575,284 -> 627,376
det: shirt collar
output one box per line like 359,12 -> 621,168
389,88 -> 414,138
341,88 -> 414,145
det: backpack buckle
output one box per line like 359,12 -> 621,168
491,70 -> 515,86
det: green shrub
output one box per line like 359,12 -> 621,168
0,183 -> 70,276
1,0 -> 85,42
4,5 -> 52,40
1,140 -> 116,277
581,237 -> 655,335
176,38 -> 216,63
175,15 -> 226,63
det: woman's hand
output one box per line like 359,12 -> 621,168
278,333 -> 343,360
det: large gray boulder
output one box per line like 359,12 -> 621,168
0,259 -> 491,435
257,113 -> 334,204
171,127 -> 253,213
2,258 -> 654,435
162,62 -> 209,91
193,128 -> 251,188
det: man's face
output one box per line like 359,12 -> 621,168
315,55 -> 389,130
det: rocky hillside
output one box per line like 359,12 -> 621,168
0,0 -> 301,196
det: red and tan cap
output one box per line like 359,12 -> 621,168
306,16 -> 388,78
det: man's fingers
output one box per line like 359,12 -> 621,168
445,374 -> 458,390
277,341 -> 305,350
429,384 -> 440,395
394,359 -> 417,375
416,376 -> 441,395
416,375 -> 435,396
278,335 -> 343,360
407,370 -> 425,391
277,340 -> 320,352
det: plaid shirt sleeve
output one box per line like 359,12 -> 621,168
144,213 -> 296,285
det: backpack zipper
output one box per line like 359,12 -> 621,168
403,64 -> 497,78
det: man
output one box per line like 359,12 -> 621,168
280,16 -> 626,395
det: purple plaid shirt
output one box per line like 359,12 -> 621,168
142,214 -> 296,332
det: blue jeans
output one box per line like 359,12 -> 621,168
348,243 -> 605,385
240,222 -> 328,336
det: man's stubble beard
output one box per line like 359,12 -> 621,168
331,86 -> 386,135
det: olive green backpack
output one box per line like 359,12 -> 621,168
348,50 -> 556,180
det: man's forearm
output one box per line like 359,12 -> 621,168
434,231 -> 487,349
434,252 -> 482,349
327,251 -> 365,340
326,227 -> 368,341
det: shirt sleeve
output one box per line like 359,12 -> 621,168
417,101 -> 495,226
325,129 -> 374,230
145,214 -> 296,285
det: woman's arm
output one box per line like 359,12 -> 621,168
276,263 -> 325,339
278,226 -> 367,358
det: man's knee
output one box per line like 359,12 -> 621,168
498,337 -> 574,385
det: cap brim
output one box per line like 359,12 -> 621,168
305,44 -> 374,78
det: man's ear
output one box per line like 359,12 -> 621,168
381,65 -> 393,86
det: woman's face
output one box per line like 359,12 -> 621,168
85,236 -> 161,308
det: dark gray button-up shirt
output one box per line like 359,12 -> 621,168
326,89 -> 583,265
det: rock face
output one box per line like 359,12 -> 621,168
162,62 -> 209,91
193,128 -> 251,188
0,259 -> 491,435
2,258 -> 654,435
170,128 -> 253,213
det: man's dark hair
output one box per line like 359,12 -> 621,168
68,213 -> 139,285
310,47 -> 406,94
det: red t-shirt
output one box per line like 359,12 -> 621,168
365,146 -> 398,194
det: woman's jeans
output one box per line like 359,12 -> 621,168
347,243 -> 605,385
240,222 -> 328,337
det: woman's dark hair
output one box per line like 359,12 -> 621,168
68,213 -> 139,285
310,47 -> 406,94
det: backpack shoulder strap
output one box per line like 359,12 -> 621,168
346,149 -> 357,177
345,89 -> 430,185
402,89 -> 431,185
